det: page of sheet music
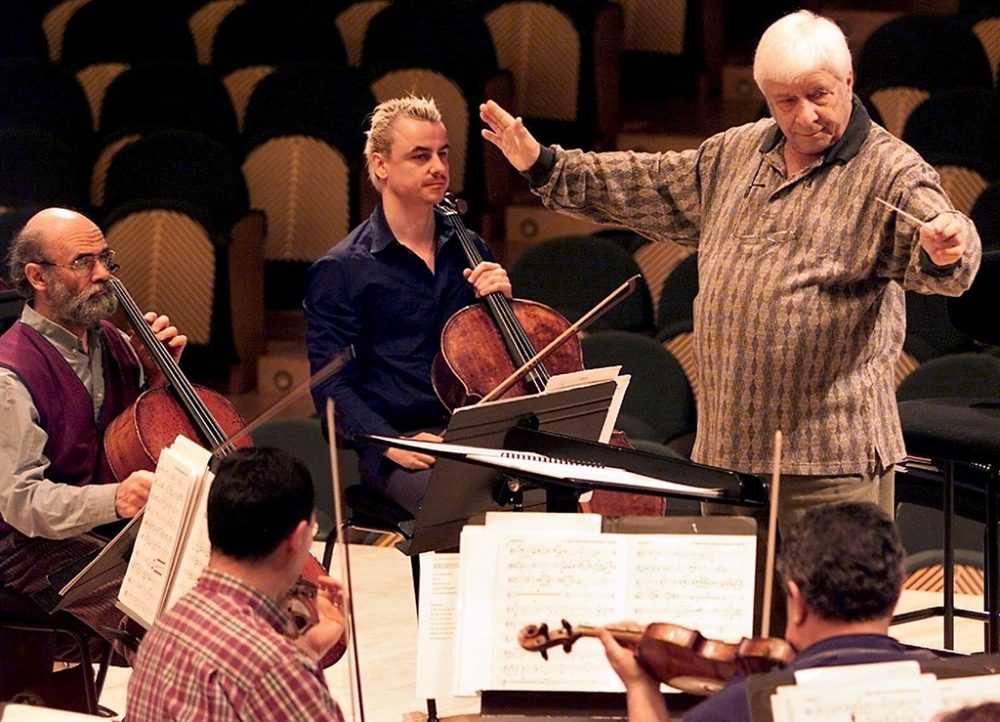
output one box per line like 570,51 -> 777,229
448,514 -> 605,697
452,522 -> 757,695
416,552 -> 462,700
161,466 -> 215,615
936,674 -> 1000,713
116,438 -> 205,628
772,666 -> 941,722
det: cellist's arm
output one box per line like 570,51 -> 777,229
114,470 -> 153,519
594,627 -> 669,722
0,371 -> 120,537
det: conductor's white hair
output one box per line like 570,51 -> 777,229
753,10 -> 852,89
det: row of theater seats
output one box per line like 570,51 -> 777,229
853,12 -> 999,221
0,0 -> 634,392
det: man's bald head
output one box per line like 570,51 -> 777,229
6,207 -> 116,333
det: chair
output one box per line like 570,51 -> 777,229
617,0 -> 713,100
580,330 -> 696,447
59,0 -> 198,128
95,60 -> 239,148
249,416 -> 363,550
904,291 -> 979,364
654,250 -> 698,342
0,0 -> 51,60
970,179 -> 1000,253
628,239 -> 693,327
101,128 -> 250,235
857,15 -> 993,138
0,587 -> 113,715
101,201 -> 262,391
362,0 -> 498,106
335,0 -> 390,68
0,129 -> 88,212
481,0 -> 623,151
508,234 -> 656,336
59,0 -> 197,70
0,57 -> 94,152
894,252 -> 1000,652
187,0 -> 244,66
210,0 -> 347,130
969,14 -> 1000,88
896,353 -> 1000,403
241,63 -> 377,311
89,59 -> 240,208
901,88 -> 1000,183
42,0 -> 93,63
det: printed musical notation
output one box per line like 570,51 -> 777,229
447,518 -> 757,695
116,435 -> 213,629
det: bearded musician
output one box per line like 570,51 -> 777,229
0,208 -> 186,692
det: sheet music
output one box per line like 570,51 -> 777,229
116,435 -> 212,628
544,367 -> 628,443
451,521 -> 757,695
363,434 -> 724,498
416,552 -> 462,699
162,465 -> 215,614
936,674 -> 1000,714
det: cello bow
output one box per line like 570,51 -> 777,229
477,274 -> 640,404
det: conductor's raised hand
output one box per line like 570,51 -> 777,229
384,431 -> 443,470
480,100 -> 541,172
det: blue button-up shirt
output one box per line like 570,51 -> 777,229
304,201 -> 495,472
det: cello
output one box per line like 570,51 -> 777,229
430,194 -> 584,411
431,195 -> 665,517
101,276 -> 345,666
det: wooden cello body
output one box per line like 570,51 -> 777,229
102,276 -> 344,666
430,196 -> 665,517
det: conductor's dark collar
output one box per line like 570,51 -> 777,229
759,94 -> 871,168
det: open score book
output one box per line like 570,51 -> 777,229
115,434 -> 215,629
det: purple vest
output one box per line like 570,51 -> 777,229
0,320 -> 142,537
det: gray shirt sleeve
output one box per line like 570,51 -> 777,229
0,368 -> 118,538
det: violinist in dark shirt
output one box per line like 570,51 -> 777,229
304,96 -> 511,515
597,501 -> 912,722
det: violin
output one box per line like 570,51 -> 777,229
102,276 -> 345,667
519,619 -> 795,695
430,194 -> 584,411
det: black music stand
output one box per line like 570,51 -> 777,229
893,251 -> 1000,651
364,379 -> 620,555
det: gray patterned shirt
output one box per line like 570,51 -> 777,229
528,100 -> 981,477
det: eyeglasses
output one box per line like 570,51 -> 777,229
33,249 -> 119,276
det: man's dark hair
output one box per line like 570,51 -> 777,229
936,703 -> 1000,722
207,447 -> 315,560
777,501 -> 905,622
6,228 -> 44,300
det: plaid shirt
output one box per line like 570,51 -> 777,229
127,569 -> 344,722
530,99 -> 981,477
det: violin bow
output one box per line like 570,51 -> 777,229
327,397 -> 366,722
477,275 -> 640,404
760,430 -> 782,638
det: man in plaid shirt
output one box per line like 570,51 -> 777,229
126,448 -> 346,721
